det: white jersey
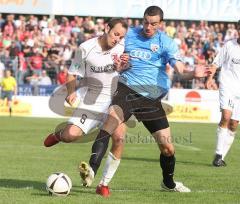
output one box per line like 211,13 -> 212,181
68,37 -> 125,133
213,39 -> 240,95
68,37 -> 124,100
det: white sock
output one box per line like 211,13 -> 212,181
215,126 -> 228,155
99,152 -> 120,186
222,130 -> 235,160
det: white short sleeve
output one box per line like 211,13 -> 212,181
213,44 -> 227,68
68,46 -> 86,77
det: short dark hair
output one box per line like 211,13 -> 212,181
238,20 -> 240,28
107,18 -> 128,31
144,6 -> 164,21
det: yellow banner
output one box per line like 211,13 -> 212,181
0,0 -> 38,6
0,99 -> 32,116
168,104 -> 211,122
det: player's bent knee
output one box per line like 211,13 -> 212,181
61,126 -> 83,142
220,114 -> 231,127
112,136 -> 125,146
229,121 -> 238,132
219,119 -> 229,128
161,145 -> 175,156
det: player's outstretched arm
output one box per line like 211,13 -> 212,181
174,61 -> 212,80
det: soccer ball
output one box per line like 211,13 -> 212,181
46,172 -> 72,196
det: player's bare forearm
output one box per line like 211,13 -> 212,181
173,61 -> 194,80
205,64 -> 217,89
206,64 -> 217,80
66,74 -> 76,95
174,62 -> 212,80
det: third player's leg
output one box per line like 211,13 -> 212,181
219,109 -> 232,128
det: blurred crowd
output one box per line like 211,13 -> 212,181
0,14 -> 239,92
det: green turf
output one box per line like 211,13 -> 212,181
0,116 -> 239,204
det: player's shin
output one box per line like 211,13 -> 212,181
160,154 -> 176,189
99,151 -> 120,186
215,126 -> 228,155
222,129 -> 235,160
89,129 -> 111,175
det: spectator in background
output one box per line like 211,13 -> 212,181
44,52 -> 60,84
2,34 -> 12,49
95,18 -> 105,36
1,49 -> 13,71
17,51 -> 28,84
2,15 -> 15,38
166,21 -> 176,38
185,30 -> 195,48
82,16 -> 95,34
219,23 -> 226,39
183,49 -> 195,66
60,45 -> 73,61
193,78 -> 205,89
39,16 -> 49,29
28,47 -> 43,76
0,14 -> 5,28
205,48 -> 216,64
172,81 -> 183,89
38,70 -> 52,86
25,72 -> 39,95
57,64 -> 68,85
0,59 -> 5,82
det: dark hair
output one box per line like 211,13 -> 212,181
144,6 -> 164,21
107,18 -> 128,31
238,20 -> 240,28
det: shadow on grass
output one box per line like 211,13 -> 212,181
0,179 -> 45,190
0,179 -> 97,197
71,186 -> 97,195
122,156 -> 158,163
32,185 -> 97,197
176,160 -> 212,167
122,157 -> 212,167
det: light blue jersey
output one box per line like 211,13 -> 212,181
120,27 -> 181,99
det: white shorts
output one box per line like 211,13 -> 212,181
68,88 -> 111,134
219,89 -> 240,121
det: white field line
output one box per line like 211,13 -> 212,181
9,187 -> 240,194
174,143 -> 201,151
76,187 -> 240,194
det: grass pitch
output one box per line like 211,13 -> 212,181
0,117 -> 239,204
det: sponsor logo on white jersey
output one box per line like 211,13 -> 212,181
90,64 -> 114,73
232,58 -> 240,64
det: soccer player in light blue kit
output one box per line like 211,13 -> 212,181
82,6 -> 209,197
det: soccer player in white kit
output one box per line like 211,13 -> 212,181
206,20 -> 240,167
43,18 -> 129,184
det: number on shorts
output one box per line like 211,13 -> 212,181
80,114 -> 87,124
228,99 -> 234,109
